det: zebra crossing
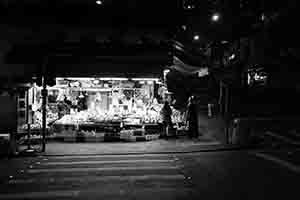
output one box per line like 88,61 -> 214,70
0,154 -> 194,199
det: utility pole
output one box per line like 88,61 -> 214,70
41,55 -> 48,152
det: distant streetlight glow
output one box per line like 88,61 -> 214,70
229,54 -> 236,60
96,0 -> 103,5
212,13 -> 220,22
261,14 -> 265,21
193,35 -> 200,41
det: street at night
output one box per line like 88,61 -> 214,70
1,0 -> 300,199
0,147 -> 299,200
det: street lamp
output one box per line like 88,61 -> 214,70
211,13 -> 220,22
96,0 -> 103,5
193,34 -> 200,41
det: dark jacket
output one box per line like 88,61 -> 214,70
160,103 -> 172,124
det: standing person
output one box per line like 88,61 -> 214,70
160,101 -> 173,138
186,96 -> 198,138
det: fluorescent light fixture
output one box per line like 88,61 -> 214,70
56,77 -> 128,81
99,77 -> 128,81
56,77 -> 92,81
131,78 -> 160,82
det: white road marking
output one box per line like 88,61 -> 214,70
8,174 -> 185,184
264,131 -> 300,145
182,141 -> 221,146
43,154 -> 173,160
254,152 -> 300,173
27,166 -> 179,173
0,187 -> 193,199
0,190 -> 80,199
41,159 -> 174,165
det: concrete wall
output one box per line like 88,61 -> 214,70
196,105 -> 227,144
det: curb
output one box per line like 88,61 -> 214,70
15,144 -> 260,158
120,134 -> 160,142
120,129 -> 160,142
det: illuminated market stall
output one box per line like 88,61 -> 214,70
24,77 -> 185,141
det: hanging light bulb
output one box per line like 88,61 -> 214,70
79,86 -> 84,98
79,92 -> 84,98
93,79 -> 100,85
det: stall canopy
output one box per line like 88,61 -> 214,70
5,41 -> 169,78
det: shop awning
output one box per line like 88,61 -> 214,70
5,42 -> 169,78
46,62 -> 165,78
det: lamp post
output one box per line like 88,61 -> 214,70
41,55 -> 48,152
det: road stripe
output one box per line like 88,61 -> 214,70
27,166 -> 179,173
43,154 -> 173,160
0,187 -> 193,199
264,131 -> 300,145
41,159 -> 174,165
8,174 -> 185,184
0,190 -> 79,199
254,152 -> 300,173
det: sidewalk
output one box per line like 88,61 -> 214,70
20,136 -> 226,156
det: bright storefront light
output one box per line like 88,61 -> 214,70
131,78 -> 160,82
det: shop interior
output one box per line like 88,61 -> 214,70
19,77 -> 186,141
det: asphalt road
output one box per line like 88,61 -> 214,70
0,149 -> 299,200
